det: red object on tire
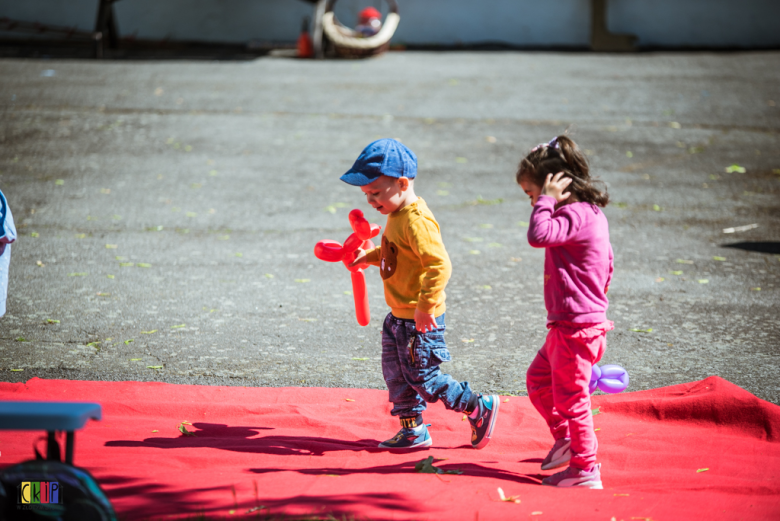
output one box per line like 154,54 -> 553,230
351,269 -> 370,326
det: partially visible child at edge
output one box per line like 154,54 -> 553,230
343,138 -> 500,450
517,135 -> 613,489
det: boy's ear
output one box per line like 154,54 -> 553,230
397,177 -> 410,191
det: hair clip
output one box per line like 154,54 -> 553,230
530,137 -> 560,153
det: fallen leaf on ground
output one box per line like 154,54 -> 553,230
652,204 -> 662,211
725,164 -> 746,173
124,339 -> 134,345
130,358 -> 142,361
352,357 -> 369,361
295,279 -> 311,283
136,263 -> 151,268
630,328 -> 653,333
698,279 -> 709,284
676,259 -> 694,264
697,468 -> 709,473
497,487 -> 521,503
36,260 -> 45,267
517,221 -> 529,227
470,250 -> 481,255
264,273 -> 274,278
171,324 -> 186,328
655,277 -> 665,282
713,256 -> 726,261
151,430 -> 158,433
30,232 -> 39,237
670,270 -> 683,275
503,398 -> 510,403
15,337 -> 28,342
147,365 -> 163,370
462,338 -> 474,343
10,369 -> 23,372
107,275 -> 115,279
592,407 -> 601,416
141,330 -> 157,334
119,262 -> 134,267
68,272 -> 87,277
344,398 -> 355,402
178,421 -> 196,436
96,292 -> 110,296
415,456 -> 462,475
463,237 -> 483,242
45,319 -> 60,324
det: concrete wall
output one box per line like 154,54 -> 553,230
1,0 -> 779,48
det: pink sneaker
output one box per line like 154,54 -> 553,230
541,438 -> 571,470
542,463 -> 603,489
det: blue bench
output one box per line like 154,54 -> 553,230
0,402 -> 102,465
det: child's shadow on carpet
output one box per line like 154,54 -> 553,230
105,422 -> 384,456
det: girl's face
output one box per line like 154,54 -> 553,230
519,178 -> 542,207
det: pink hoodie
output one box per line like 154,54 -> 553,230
527,195 -> 613,324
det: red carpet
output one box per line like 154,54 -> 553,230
1,376 -> 779,520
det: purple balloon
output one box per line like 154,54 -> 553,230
589,364 -> 602,394
597,364 -> 629,394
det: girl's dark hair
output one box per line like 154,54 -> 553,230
516,135 -> 609,207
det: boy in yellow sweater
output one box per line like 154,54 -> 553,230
344,139 -> 500,450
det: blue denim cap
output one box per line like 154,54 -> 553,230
340,138 -> 417,186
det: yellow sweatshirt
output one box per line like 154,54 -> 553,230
364,198 -> 451,319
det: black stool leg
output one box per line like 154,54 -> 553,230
65,432 -> 75,465
46,431 -> 61,462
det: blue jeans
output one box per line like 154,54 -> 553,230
381,312 -> 474,418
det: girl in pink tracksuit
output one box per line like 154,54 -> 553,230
516,135 -> 613,490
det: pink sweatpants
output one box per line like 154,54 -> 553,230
526,320 -> 613,470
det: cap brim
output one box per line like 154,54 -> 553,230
339,171 -> 381,186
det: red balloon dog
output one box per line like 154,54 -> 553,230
314,209 -> 381,326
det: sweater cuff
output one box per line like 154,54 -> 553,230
536,195 -> 557,207
416,299 -> 437,315
364,247 -> 381,265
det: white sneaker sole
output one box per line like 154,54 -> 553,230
473,395 -> 500,450
542,479 -> 603,489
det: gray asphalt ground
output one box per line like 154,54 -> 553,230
1,51 -> 779,404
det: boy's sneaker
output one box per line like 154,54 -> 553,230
468,394 -> 500,449
542,463 -> 603,489
541,438 -> 571,470
378,424 -> 432,451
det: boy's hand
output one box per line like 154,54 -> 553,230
541,172 -> 572,203
348,248 -> 367,268
414,308 -> 438,333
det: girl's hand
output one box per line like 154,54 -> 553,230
541,172 -> 572,203
414,308 -> 438,333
